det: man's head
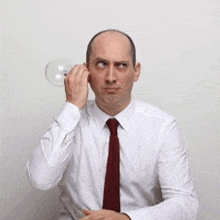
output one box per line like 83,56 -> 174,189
86,29 -> 141,115
86,29 -> 136,68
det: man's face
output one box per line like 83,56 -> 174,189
88,32 -> 140,110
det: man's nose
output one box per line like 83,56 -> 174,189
105,66 -> 116,83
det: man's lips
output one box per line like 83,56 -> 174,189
104,87 -> 120,93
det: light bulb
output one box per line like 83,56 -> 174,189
45,59 -> 72,87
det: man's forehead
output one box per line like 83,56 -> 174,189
90,31 -> 132,59
92,31 -> 131,51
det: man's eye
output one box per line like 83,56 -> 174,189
118,63 -> 127,69
97,62 -> 106,68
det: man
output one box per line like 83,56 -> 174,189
27,29 -> 199,219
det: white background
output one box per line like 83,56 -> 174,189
1,0 -> 220,219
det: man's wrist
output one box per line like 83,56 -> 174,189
57,102 -> 81,132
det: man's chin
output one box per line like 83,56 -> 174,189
102,95 -> 120,105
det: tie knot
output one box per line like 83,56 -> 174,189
107,119 -> 119,135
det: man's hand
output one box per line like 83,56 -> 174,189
64,63 -> 90,109
79,209 -> 131,220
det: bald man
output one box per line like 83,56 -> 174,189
27,30 -> 198,220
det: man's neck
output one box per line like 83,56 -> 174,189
95,98 -> 132,116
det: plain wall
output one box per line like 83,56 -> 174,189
1,0 -> 220,219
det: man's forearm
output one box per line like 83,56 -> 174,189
125,195 -> 199,220
27,103 -> 80,190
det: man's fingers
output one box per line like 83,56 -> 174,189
80,209 -> 130,220
83,62 -> 88,67
64,64 -> 90,109
71,65 -> 89,80
65,65 -> 89,85
81,210 -> 106,220
64,65 -> 77,83
82,209 -> 93,216
79,209 -> 93,220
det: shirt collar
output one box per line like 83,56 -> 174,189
87,100 -> 135,132
114,100 -> 135,131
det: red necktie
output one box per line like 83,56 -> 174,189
103,119 -> 120,212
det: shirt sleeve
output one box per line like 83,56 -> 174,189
125,119 -> 199,220
26,102 -> 81,190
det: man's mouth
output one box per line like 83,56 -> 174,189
104,87 -> 119,93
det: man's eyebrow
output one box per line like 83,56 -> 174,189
93,57 -> 129,64
115,60 -> 129,64
93,57 -> 108,63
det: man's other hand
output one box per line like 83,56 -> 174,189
79,209 -> 131,220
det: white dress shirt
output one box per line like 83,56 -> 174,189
27,99 -> 198,220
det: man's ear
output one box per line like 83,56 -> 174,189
134,62 -> 141,82
84,63 -> 91,82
